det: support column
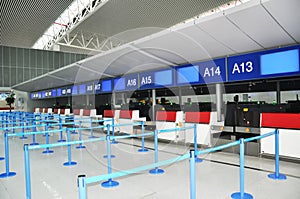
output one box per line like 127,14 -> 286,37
152,89 -> 156,121
216,83 -> 223,122
112,92 -> 116,108
178,87 -> 182,105
276,81 -> 281,104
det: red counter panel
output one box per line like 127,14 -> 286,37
104,110 -> 114,118
120,110 -> 132,119
156,111 -> 177,122
73,109 -> 80,115
261,113 -> 300,129
83,109 -> 90,116
185,112 -> 210,124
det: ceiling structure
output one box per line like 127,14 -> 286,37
0,0 -> 74,48
4,0 -> 300,92
1,0 -> 234,53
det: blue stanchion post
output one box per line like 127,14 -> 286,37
78,175 -> 87,199
5,114 -> 8,128
12,115 -> 16,134
63,128 -> 77,166
1,113 -> 3,128
89,117 -> 97,138
231,138 -> 253,199
71,115 -> 77,134
138,121 -> 148,152
189,150 -> 196,199
76,121 -> 86,149
149,130 -> 164,174
20,117 -> 28,139
268,129 -> 287,180
57,115 -> 66,142
42,123 -> 54,154
103,124 -> 115,158
24,144 -> 32,199
30,117 -> 39,145
193,124 -> 202,163
111,118 -> 118,144
0,132 -> 17,178
101,134 -> 119,188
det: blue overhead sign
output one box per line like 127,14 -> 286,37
198,58 -> 226,84
228,46 -> 300,82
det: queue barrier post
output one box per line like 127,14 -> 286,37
24,144 -> 32,199
138,121 -> 148,152
189,150 -> 196,199
78,175 -> 87,199
231,138 -> 253,199
103,124 -> 115,158
268,129 -> 287,180
111,118 -> 118,144
76,121 -> 86,149
20,117 -> 28,140
149,130 -> 164,174
193,124 -> 202,163
63,128 -> 77,166
42,123 -> 54,154
30,117 -> 39,145
101,134 -> 119,188
0,132 -> 17,178
58,115 -> 66,142
89,117 -> 97,138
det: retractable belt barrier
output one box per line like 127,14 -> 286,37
77,129 -> 286,199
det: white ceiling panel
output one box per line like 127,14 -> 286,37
226,1 -> 295,48
262,0 -> 300,43
50,65 -> 80,83
197,13 -> 262,53
176,25 -> 235,59
13,76 -> 71,92
132,30 -> 218,65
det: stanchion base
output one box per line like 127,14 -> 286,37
138,148 -> 149,152
20,136 -> 28,140
111,140 -> 118,144
63,161 -> 77,166
149,168 -> 164,174
30,142 -> 39,146
268,173 -> 287,180
57,139 -> 66,142
231,192 -> 253,199
89,135 -> 98,139
42,150 -> 54,154
0,172 -> 16,178
195,158 -> 203,163
101,179 -> 119,188
71,131 -> 78,134
103,155 -> 116,159
0,157 -> 4,161
76,145 -> 86,149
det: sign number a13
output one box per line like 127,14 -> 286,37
232,61 -> 253,74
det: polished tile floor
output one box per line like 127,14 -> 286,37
0,129 -> 299,199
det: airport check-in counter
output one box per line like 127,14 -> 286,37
184,111 -> 212,146
103,110 -> 120,132
118,110 -> 141,134
260,113 -> 300,159
156,110 -> 184,141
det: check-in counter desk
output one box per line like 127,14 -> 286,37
103,110 -> 120,132
261,113 -> 300,159
184,111 -> 212,146
118,110 -> 140,134
156,110 -> 184,141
